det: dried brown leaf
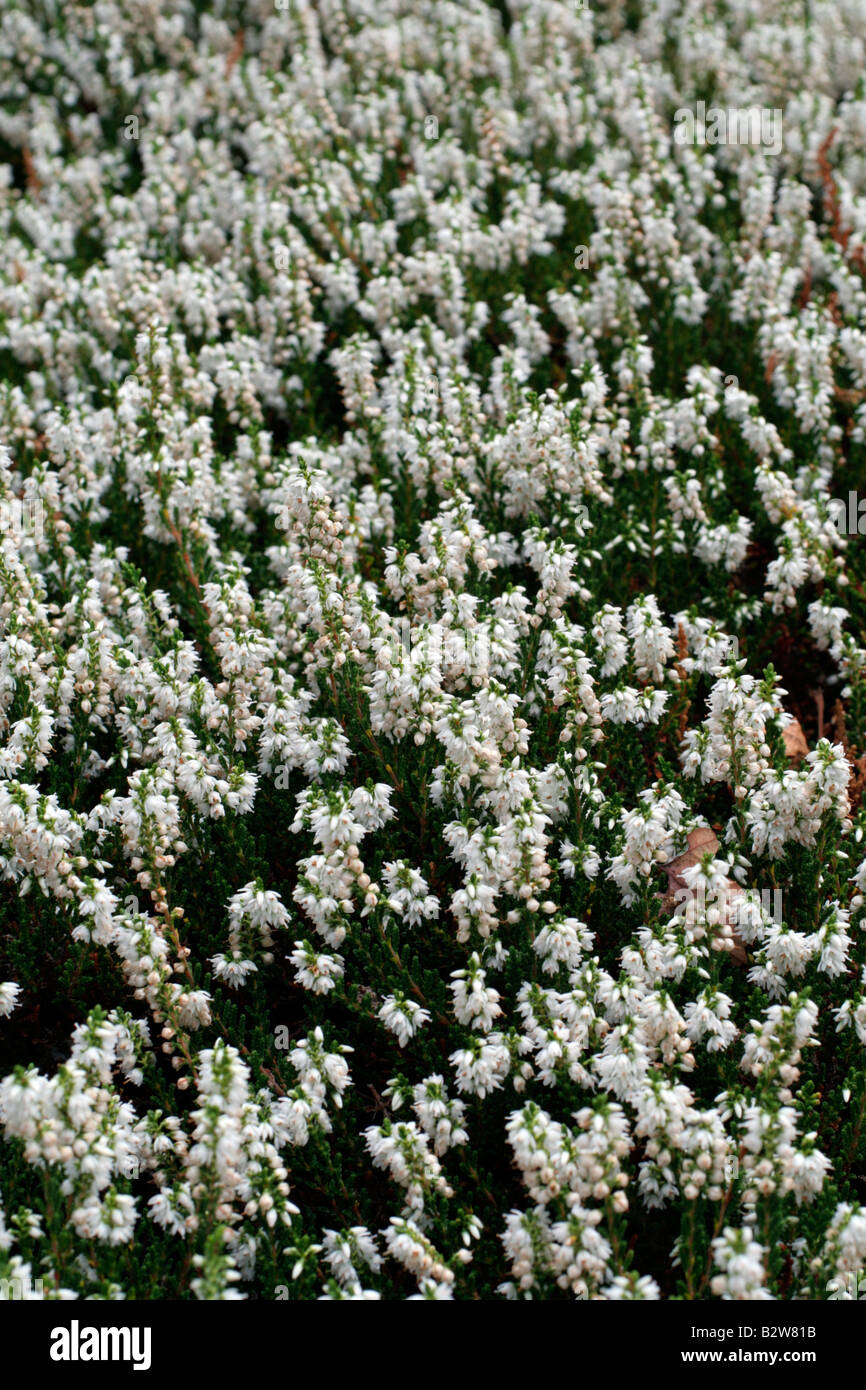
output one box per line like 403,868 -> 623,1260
782,718 -> 808,762
658,829 -> 747,965
662,827 -> 720,897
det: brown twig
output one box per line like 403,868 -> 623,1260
810,687 -> 825,741
832,699 -> 866,814
21,146 -> 41,195
817,125 -> 866,274
225,30 -> 244,78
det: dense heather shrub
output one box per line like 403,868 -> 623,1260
2,0 -> 866,1301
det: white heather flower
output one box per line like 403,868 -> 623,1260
0,982 -> 22,1018
601,1272 -> 661,1300
378,994 -> 431,1047
322,1226 -> 382,1288
210,954 -> 259,989
365,1123 -> 453,1210
627,595 -> 674,683
710,1227 -> 774,1300
290,941 -> 344,995
533,917 -> 594,975
684,987 -> 738,1053
450,1035 -> 511,1097
410,1075 -> 469,1156
451,954 -> 503,1032
382,860 -> 439,924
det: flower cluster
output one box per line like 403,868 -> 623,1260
1,0 -> 866,1302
